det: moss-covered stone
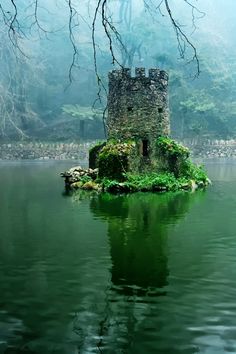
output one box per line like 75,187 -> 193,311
89,141 -> 106,169
82,181 -> 100,191
62,137 -> 210,194
98,141 -> 136,181
156,136 -> 190,177
71,181 -> 84,189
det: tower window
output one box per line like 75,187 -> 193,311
142,139 -> 149,157
127,106 -> 133,112
158,107 -> 163,113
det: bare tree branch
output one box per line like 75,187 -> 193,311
164,0 -> 200,77
0,0 -> 203,138
67,0 -> 80,82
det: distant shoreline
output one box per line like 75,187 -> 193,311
0,141 -> 96,161
0,140 -> 236,160
181,139 -> 236,158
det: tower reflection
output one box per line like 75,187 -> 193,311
90,191 -> 195,295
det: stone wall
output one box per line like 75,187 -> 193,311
0,142 -> 94,161
2,139 -> 236,161
181,139 -> 236,158
107,67 -> 170,141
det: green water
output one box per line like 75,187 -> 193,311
1,160 -> 236,353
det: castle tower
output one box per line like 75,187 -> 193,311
107,67 -> 170,152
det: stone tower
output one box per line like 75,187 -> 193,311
107,67 -> 170,155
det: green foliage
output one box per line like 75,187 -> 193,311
180,161 -> 208,184
102,178 -> 122,191
169,67 -> 236,138
156,136 -> 190,158
125,173 -> 189,192
72,164 -> 209,194
180,93 -> 215,114
156,136 -> 190,177
98,141 -> 135,181
89,141 -> 106,169
79,175 -> 92,184
94,138 -> 209,193
102,173 -> 190,193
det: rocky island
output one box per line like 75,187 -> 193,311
61,67 -> 210,193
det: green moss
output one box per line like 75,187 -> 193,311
156,136 -> 190,177
89,141 -> 106,169
67,136 -> 210,194
71,181 -> 84,189
98,141 -> 135,181
179,160 -> 208,184
156,136 -> 190,158
82,181 -> 100,190
155,137 -> 209,184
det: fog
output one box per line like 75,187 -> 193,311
0,0 -> 235,141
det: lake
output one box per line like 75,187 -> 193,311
0,160 -> 236,354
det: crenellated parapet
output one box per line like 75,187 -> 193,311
108,67 -> 168,82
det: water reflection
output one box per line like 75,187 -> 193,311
0,162 -> 208,353
69,191 -> 203,353
90,192 -> 199,296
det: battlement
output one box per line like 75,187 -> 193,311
109,67 -> 168,82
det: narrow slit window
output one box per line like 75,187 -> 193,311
158,107 -> 163,113
127,106 -> 133,112
142,139 -> 149,157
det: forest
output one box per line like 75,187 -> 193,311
0,0 -> 236,142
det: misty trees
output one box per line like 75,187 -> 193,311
0,1 -> 201,76
0,0 -> 203,138
0,0 -> 234,140
0,26 -> 46,138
